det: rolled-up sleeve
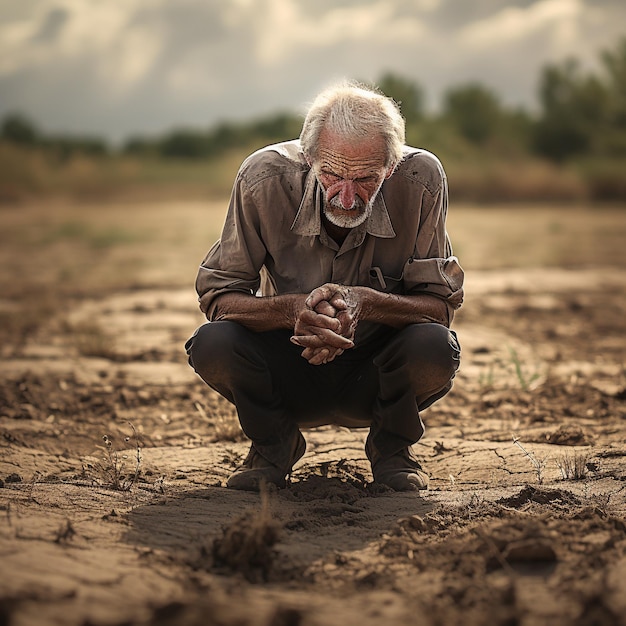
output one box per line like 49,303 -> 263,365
402,256 -> 464,310
400,155 -> 464,322
195,173 -> 267,319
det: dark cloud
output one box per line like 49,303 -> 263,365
0,0 -> 624,142
426,0 -> 538,29
31,6 -> 68,43
0,0 -> 41,20
127,0 -> 234,48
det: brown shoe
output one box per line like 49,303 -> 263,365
366,438 -> 428,491
226,432 -> 306,492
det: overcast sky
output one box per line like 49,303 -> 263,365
1,0 -> 625,144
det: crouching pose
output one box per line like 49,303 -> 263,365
186,81 -> 463,492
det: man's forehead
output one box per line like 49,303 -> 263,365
316,130 -> 387,173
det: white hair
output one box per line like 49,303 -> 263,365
300,80 -> 405,168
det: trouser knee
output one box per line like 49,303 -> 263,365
377,323 -> 461,391
405,323 -> 460,382
185,321 -> 245,387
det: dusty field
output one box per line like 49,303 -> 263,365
1,201 -> 626,626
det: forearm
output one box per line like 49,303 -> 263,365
209,291 -> 307,332
354,286 -> 449,328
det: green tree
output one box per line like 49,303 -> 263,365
377,73 -> 425,125
251,112 -> 302,142
533,58 -> 609,161
159,130 -> 210,158
600,36 -> 626,155
43,135 -> 108,160
442,83 -> 502,145
123,136 -> 156,156
1,113 -> 39,145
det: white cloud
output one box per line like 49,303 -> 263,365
228,0 -> 427,66
0,20 -> 39,74
103,27 -> 163,93
0,0 -> 625,141
460,0 -> 584,50
0,0 -> 164,90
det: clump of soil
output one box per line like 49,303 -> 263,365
210,495 -> 281,582
498,484 -> 582,507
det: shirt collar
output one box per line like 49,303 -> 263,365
291,169 -> 396,239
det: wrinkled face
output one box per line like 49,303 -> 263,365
313,130 -> 393,230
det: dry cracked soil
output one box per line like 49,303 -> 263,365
1,202 -> 625,626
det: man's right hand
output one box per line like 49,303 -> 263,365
290,289 -> 356,365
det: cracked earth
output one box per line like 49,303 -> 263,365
1,202 -> 625,626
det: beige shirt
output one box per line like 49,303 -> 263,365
196,140 -> 464,333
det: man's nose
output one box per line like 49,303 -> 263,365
339,180 -> 356,209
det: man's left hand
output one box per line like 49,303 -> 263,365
291,284 -> 362,365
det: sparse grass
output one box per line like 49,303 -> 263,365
40,220 -> 145,249
0,141 -> 245,202
88,423 -> 142,491
508,348 -> 542,391
513,437 -> 548,484
445,157 -> 586,203
194,400 -> 244,442
475,350 -> 543,392
447,204 -> 626,271
556,451 -> 590,481
478,363 -> 495,389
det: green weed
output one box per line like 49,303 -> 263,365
478,363 -> 495,389
508,347 -> 542,391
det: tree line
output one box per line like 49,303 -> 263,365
2,37 -> 625,167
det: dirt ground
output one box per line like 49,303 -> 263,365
1,202 -> 626,626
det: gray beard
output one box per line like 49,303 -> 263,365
321,180 -> 383,229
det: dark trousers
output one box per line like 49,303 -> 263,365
186,322 -> 460,463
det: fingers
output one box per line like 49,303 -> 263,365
305,285 -> 334,311
290,331 -> 354,350
328,293 -> 349,310
336,309 -> 356,338
306,284 -> 348,312
313,300 -> 337,317
293,284 -> 358,364
297,309 -> 341,332
301,346 -> 344,365
302,347 -> 328,366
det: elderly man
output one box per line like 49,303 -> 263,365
186,82 -> 463,492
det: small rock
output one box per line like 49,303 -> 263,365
504,539 -> 557,563
546,424 -> 592,446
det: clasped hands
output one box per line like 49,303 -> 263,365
290,283 -> 361,365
